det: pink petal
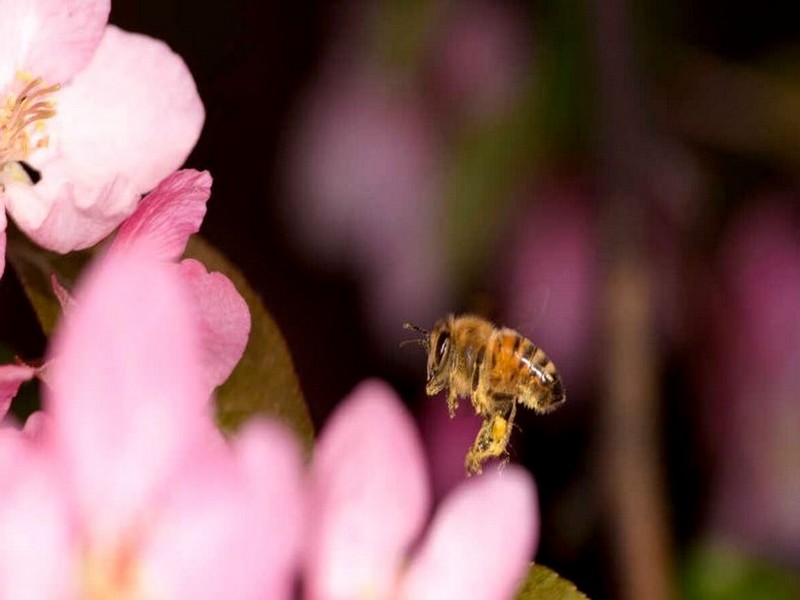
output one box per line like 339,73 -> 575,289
0,440 -> 76,597
46,244 -> 211,547
4,168 -> 139,252
111,170 -> 212,261
22,410 -> 50,440
177,259 -> 250,392
398,467 -> 538,600
51,273 -> 75,312
306,380 -> 431,600
143,421 -> 304,599
50,25 -> 204,193
0,364 -> 36,420
0,0 -> 109,87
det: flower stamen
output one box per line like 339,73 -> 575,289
0,73 -> 60,177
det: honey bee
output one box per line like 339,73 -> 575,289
404,314 -> 565,475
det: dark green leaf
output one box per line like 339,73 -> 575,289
5,223 -> 93,336
682,544 -> 800,600
185,237 -> 314,451
515,564 -> 589,600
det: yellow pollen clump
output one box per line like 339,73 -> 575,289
0,72 -> 60,169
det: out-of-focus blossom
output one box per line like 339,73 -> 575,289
703,197 -> 800,565
429,0 -> 532,122
304,379 -> 538,600
499,180 -> 598,397
0,0 -> 203,277
286,68 -> 451,345
0,246 -> 303,598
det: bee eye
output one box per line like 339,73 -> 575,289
435,332 -> 450,363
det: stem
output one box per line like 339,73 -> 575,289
587,0 -> 675,597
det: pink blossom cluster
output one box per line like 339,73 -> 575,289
0,246 -> 539,598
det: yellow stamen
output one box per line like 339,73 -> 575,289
0,73 -> 60,171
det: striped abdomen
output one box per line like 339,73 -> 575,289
474,329 -> 565,413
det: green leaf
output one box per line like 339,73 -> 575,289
682,544 -> 800,600
515,564 -> 589,600
185,237 -> 314,451
5,223 -> 93,336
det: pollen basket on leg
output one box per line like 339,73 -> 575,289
0,73 -> 60,186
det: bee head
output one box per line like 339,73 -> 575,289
424,319 -> 453,396
402,319 -> 453,396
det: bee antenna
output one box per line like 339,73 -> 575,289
400,322 -> 430,350
399,338 -> 426,350
403,322 -> 428,335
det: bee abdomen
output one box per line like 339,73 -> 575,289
488,330 -> 565,412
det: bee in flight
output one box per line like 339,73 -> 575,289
404,314 -> 565,475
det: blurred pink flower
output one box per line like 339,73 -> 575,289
286,68 -> 451,345
499,180 -> 598,397
703,197 -> 800,564
304,379 -> 538,600
429,0 -> 532,122
0,0 -> 204,276
0,246 -> 303,598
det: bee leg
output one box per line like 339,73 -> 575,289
496,402 -> 517,471
446,388 -> 459,418
465,418 -> 493,475
465,402 -> 517,476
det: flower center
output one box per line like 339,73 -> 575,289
0,72 -> 59,187
82,541 -> 142,600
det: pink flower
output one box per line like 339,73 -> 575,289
0,0 -> 204,277
429,0 -> 532,122
285,67 -> 451,346
702,197 -> 800,564
304,380 -> 538,600
0,246 -> 303,598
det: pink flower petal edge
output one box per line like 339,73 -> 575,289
306,379 -> 431,600
177,258 -> 251,393
111,169 -> 212,261
49,25 -> 205,194
398,466 -> 539,600
0,0 -> 110,87
139,420 -> 305,599
0,364 -> 36,420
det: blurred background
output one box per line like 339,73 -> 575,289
9,0 -> 800,598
